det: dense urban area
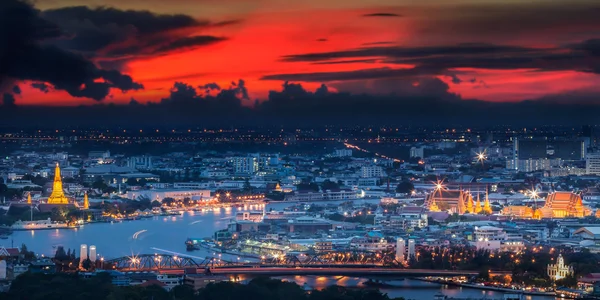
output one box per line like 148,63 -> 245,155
1,126 -> 600,299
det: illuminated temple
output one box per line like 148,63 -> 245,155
537,191 -> 591,219
501,192 -> 591,219
426,189 -> 493,215
46,163 -> 70,204
425,190 -> 473,214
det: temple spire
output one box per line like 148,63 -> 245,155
483,187 -> 492,214
27,192 -> 31,205
474,192 -> 482,213
83,192 -> 89,210
429,198 -> 440,212
47,163 -> 69,204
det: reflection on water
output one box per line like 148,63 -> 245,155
273,276 -> 553,300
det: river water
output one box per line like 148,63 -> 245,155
0,200 -> 554,300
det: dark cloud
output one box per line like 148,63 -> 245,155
573,39 -> 600,57
31,82 -> 51,93
42,6 -> 203,35
407,2 -> 600,44
362,13 -> 402,17
2,93 -> 16,107
311,59 -> 379,65
261,67 -> 446,82
0,0 -> 142,101
281,43 -> 535,62
12,85 -> 21,95
153,36 -> 226,54
40,5 -> 232,60
2,78 -> 600,127
200,83 -> 221,92
362,41 -> 395,46
273,40 -> 600,85
316,38 -> 328,42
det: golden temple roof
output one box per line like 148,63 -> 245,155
47,163 -> 69,204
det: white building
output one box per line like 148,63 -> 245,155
89,245 -> 97,262
410,147 -> 425,159
233,157 -> 258,175
285,190 -> 360,202
334,149 -> 353,157
126,189 -> 211,201
157,274 -> 182,291
126,156 -> 153,170
0,260 -> 6,280
360,166 -> 384,178
407,239 -> 415,258
506,158 -> 561,172
236,211 -> 264,222
375,207 -> 428,229
396,238 -> 405,263
586,153 -> 600,175
547,254 -> 573,280
473,226 -> 524,252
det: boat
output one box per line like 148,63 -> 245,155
11,218 -> 79,230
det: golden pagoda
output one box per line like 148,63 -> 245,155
474,193 -> 482,214
83,192 -> 89,210
27,192 -> 31,204
466,196 -> 474,213
47,163 -> 69,204
482,190 -> 493,215
429,199 -> 440,212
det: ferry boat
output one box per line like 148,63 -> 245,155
11,218 -> 79,230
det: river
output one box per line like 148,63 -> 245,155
0,199 -> 554,300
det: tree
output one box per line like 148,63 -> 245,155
243,179 -> 252,192
51,207 -> 70,222
93,178 -> 109,191
54,246 -> 68,260
170,284 -> 195,300
19,244 -> 35,260
396,181 -> 415,194
82,258 -> 92,270
321,180 -> 339,191
162,197 -> 176,206
151,200 -> 161,207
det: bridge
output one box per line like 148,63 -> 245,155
104,254 -> 496,278
205,267 -> 481,277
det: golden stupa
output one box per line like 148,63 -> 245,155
47,163 -> 69,204
27,192 -> 32,204
83,192 -> 89,210
482,191 -> 493,215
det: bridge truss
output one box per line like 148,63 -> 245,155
106,254 -> 200,271
108,250 -> 399,271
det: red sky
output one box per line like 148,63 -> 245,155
13,0 -> 600,105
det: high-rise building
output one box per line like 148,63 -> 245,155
587,153 -> 600,175
89,245 -> 97,262
126,155 -> 153,170
395,238 -> 405,263
80,244 -> 88,264
233,157 -> 258,175
409,147 -> 425,159
334,149 -> 353,157
360,166 -> 384,178
408,239 -> 416,259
